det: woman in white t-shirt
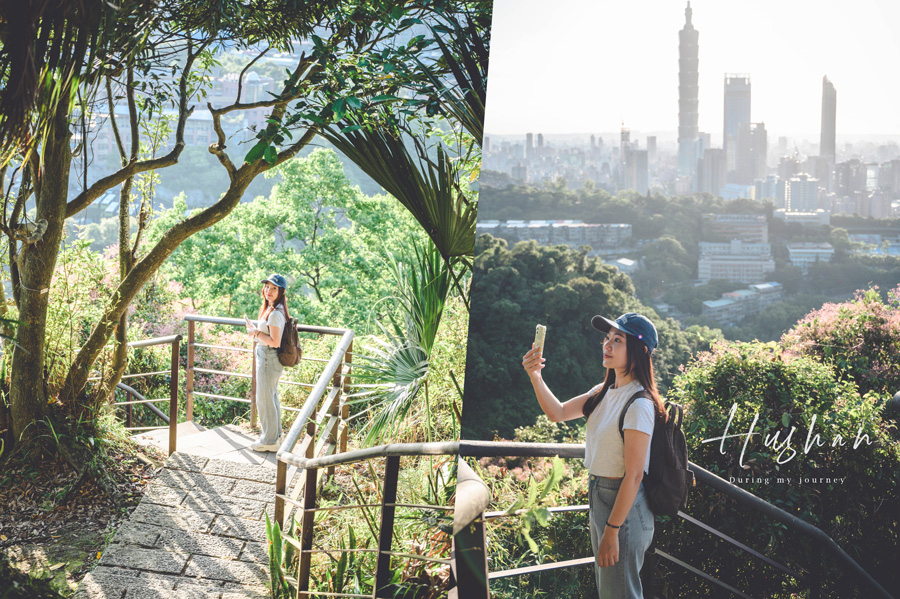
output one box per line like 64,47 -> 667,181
246,273 -> 290,452
522,312 -> 666,598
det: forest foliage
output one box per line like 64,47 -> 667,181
145,148 -> 425,331
469,279 -> 900,598
461,235 -> 716,440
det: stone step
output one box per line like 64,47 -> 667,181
131,421 -> 208,451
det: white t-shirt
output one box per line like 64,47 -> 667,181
583,379 -> 655,477
258,306 -> 285,340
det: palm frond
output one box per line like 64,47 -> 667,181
386,240 -> 453,355
319,116 -> 476,263
350,239 -> 456,444
426,14 -> 489,143
354,331 -> 429,446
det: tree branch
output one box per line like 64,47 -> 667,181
126,65 -> 139,161
207,102 -> 237,180
272,127 -> 319,168
209,53 -> 320,175
212,54 -> 317,117
236,46 -> 270,105
105,76 -> 127,165
64,39 -> 209,218
61,163 -> 259,402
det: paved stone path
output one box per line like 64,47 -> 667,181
75,451 -> 294,598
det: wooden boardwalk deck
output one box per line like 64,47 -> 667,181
75,427 -> 297,598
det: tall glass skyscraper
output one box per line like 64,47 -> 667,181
678,2 -> 700,179
723,74 -> 751,174
820,76 -> 837,162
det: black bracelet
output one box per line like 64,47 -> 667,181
606,521 -> 621,529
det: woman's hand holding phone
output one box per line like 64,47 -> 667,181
522,324 -> 546,380
244,314 -> 258,338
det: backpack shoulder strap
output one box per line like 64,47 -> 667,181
665,401 -> 684,428
618,390 -> 652,441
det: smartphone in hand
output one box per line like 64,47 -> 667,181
243,314 -> 252,329
534,324 -> 546,353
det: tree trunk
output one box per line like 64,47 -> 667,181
8,108 -> 72,444
64,169 -> 259,408
102,172 -> 136,409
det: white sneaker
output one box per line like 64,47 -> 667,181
250,433 -> 284,452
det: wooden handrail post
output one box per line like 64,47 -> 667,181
453,516 -> 490,599
274,459 -> 287,528
168,337 -> 180,456
186,319 -> 195,422
125,393 -> 132,428
297,466 -> 318,595
250,338 -> 258,429
340,341 -> 352,456
374,455 -> 401,598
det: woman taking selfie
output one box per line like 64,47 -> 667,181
522,312 -> 666,598
246,273 -> 290,452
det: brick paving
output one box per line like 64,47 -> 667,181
75,450 -> 293,598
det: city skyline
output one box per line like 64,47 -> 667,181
484,0 -> 900,138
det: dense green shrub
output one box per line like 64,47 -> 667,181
663,341 -> 899,598
782,286 -> 900,397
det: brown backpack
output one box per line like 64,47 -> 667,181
277,315 -> 302,367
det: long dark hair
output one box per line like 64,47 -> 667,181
583,333 -> 666,421
257,284 -> 291,321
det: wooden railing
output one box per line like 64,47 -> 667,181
277,442 -> 458,598
183,315 -> 353,438
98,334 -> 182,455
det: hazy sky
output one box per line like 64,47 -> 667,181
484,0 -> 900,140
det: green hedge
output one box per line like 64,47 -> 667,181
660,341 -> 899,598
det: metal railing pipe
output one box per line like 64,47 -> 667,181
459,439 -> 584,459
127,334 -> 182,349
115,382 -> 168,424
454,459 -> 490,535
278,440 -> 459,469
184,314 -> 350,337
690,463 -> 893,599
453,459 -> 491,599
277,329 -> 354,458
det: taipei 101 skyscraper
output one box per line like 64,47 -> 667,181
677,2 -> 699,179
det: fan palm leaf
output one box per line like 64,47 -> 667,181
349,239 -> 457,444
319,116 -> 476,263
424,14 -> 489,142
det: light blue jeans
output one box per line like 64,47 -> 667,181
255,344 -> 284,444
588,475 -> 655,598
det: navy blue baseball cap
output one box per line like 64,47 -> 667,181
261,273 -> 287,289
591,312 -> 658,353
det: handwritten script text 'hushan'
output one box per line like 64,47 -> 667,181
701,403 -> 873,467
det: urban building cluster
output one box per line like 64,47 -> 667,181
475,220 -> 633,249
481,2 -> 900,223
701,281 -> 784,324
698,213 -> 833,283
